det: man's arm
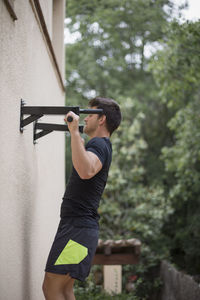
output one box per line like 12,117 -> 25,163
64,112 -> 102,179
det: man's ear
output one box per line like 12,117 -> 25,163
99,114 -> 106,125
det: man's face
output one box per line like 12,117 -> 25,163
83,106 -> 100,136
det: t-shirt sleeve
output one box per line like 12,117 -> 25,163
86,138 -> 108,165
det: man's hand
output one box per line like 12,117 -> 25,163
64,111 -> 80,134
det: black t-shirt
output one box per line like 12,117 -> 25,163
60,137 -> 112,227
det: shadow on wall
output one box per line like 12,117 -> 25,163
22,205 -> 33,300
17,140 -> 38,300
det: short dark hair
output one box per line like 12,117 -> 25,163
89,97 -> 122,135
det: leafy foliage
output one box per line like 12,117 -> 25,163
74,283 -> 140,300
65,0 -> 174,101
65,0 -> 200,298
151,20 -> 200,274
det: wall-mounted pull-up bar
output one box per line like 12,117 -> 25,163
20,99 -> 103,143
33,122 -> 84,143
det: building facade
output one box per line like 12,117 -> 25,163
0,1 -> 65,299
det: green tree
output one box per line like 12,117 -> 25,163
64,1 -> 196,298
65,0 -> 178,183
151,20 -> 200,274
65,0 -> 175,100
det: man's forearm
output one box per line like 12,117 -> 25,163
70,131 -> 96,179
65,110 -> 102,179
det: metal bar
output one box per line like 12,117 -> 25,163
20,100 -> 102,142
36,123 -> 84,133
22,114 -> 43,128
33,122 -> 84,143
79,109 -> 103,114
22,106 -> 79,115
22,106 -> 103,115
34,130 -> 53,142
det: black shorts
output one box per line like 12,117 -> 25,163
45,218 -> 99,281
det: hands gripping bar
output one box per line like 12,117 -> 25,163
66,109 -> 103,122
66,116 -> 73,122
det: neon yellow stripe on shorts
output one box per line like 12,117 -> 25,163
55,239 -> 88,265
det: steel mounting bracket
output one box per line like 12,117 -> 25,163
33,121 -> 84,144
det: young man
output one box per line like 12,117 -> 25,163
42,97 -> 121,300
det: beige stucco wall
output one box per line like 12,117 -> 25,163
0,1 -> 65,299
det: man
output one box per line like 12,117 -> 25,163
42,97 -> 121,300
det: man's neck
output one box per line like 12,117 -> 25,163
89,129 -> 110,139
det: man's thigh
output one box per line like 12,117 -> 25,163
43,272 -> 75,292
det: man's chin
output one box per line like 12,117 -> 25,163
83,127 -> 93,137
83,126 -> 88,134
